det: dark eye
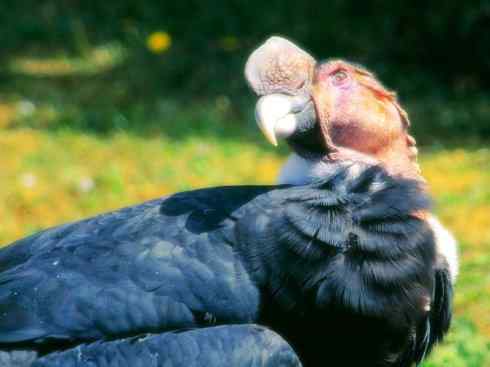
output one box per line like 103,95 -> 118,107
331,70 -> 349,85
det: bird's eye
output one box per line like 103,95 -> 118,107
331,70 -> 349,85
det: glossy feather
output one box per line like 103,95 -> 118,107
0,164 -> 445,366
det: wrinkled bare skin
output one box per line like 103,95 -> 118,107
245,36 -> 422,181
245,36 -> 315,97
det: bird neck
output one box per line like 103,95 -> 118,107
278,149 -> 425,188
371,134 -> 424,183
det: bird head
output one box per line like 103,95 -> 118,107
245,36 -> 421,180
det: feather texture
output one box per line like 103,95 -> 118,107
0,164 -> 444,366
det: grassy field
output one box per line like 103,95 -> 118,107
1,49 -> 489,366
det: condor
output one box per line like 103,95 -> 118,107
246,36 -> 457,365
0,166 -> 439,367
0,38 -> 452,367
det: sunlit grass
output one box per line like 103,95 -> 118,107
420,148 -> 490,365
7,42 -> 127,77
0,127 -> 281,242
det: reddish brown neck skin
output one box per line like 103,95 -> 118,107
310,68 -> 424,184
319,124 -> 424,183
374,136 -> 424,182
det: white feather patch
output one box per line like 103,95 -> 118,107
278,153 -> 347,185
277,154 -> 316,185
426,215 -> 459,284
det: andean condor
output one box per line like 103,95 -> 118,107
0,38 -> 453,367
246,36 -> 459,363
245,36 -> 458,287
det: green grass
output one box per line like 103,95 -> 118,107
1,45 -> 489,366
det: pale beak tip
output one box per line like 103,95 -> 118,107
258,124 -> 279,146
256,94 -> 295,147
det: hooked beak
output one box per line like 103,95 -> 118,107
255,94 -> 315,146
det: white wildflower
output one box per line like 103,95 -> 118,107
20,173 -> 37,188
78,177 -> 95,193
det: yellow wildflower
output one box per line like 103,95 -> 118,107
219,36 -> 239,52
147,32 -> 172,53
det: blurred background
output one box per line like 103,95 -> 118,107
0,1 -> 489,365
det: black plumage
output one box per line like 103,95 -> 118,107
32,325 -> 301,367
0,164 -> 450,366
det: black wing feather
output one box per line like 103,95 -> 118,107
0,188 -> 267,345
32,325 -> 302,367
